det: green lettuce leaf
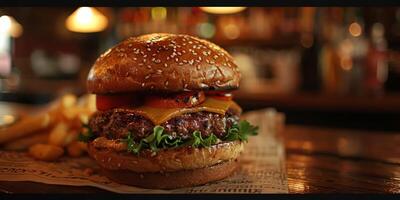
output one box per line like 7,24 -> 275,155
78,123 -> 95,142
224,120 -> 259,142
190,131 -> 218,148
79,120 -> 258,154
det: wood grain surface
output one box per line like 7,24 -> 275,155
283,125 -> 400,193
1,101 -> 399,193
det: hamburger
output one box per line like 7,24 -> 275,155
81,33 -> 258,189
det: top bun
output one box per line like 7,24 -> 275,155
87,33 -> 241,94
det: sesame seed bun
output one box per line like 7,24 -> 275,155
87,140 -> 243,189
100,160 -> 238,189
87,33 -> 241,94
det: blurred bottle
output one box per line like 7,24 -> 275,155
343,8 -> 368,96
365,22 -> 388,96
318,8 -> 343,95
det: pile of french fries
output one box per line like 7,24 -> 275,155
0,94 -> 97,161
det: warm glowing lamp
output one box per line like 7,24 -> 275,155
349,22 -> 362,37
200,7 -> 247,14
0,15 -> 23,38
65,7 -> 108,33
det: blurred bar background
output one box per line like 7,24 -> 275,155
1,7 -> 400,131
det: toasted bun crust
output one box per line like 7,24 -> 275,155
100,160 -> 238,189
87,33 -> 241,94
87,140 -> 243,173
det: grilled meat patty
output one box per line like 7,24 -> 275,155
88,109 -> 240,141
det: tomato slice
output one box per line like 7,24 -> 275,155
96,94 -> 140,111
205,91 -> 233,101
145,91 -> 205,108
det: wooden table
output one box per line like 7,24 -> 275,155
0,102 -> 399,193
283,125 -> 400,193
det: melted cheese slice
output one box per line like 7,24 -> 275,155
126,97 -> 242,125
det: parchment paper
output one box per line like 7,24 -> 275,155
0,108 -> 288,193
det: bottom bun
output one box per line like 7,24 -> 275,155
100,159 -> 238,189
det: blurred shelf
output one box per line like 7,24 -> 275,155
233,90 -> 400,113
211,36 -> 301,49
0,78 -> 85,105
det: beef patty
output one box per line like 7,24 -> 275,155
88,109 -> 240,141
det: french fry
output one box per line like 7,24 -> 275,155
67,141 -> 86,157
77,141 -> 88,151
48,122 -> 69,147
29,144 -> 64,161
60,94 -> 77,110
3,131 -> 49,151
77,94 -> 96,114
0,113 -> 56,144
2,93 -> 96,161
64,130 -> 78,146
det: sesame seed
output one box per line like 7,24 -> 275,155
165,81 -> 169,86
133,57 -> 137,60
139,63 -> 143,66
145,74 -> 151,79
175,58 -> 179,62
189,60 -> 194,65
118,163 -> 121,167
179,62 -> 183,65
184,84 -> 188,88
128,44 -> 132,47
147,48 -> 151,51
196,65 -> 201,70
141,83 -> 145,87
146,65 -> 152,69
143,54 -> 147,58
164,63 -> 168,68
156,69 -> 162,74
